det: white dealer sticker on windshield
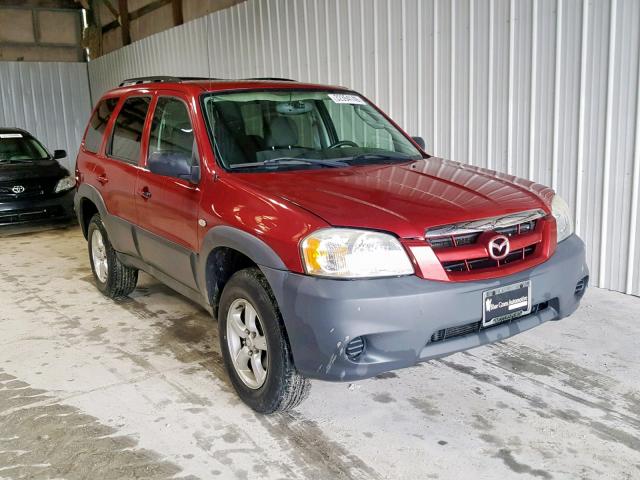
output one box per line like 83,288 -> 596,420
0,133 -> 23,139
328,94 -> 366,105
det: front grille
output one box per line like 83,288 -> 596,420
494,219 -> 536,236
443,245 -> 536,272
0,206 -> 64,225
430,302 -> 549,344
430,232 -> 480,249
431,321 -> 480,342
426,210 -> 547,276
0,180 -> 56,201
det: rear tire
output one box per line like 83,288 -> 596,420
219,267 -> 310,413
87,214 -> 138,299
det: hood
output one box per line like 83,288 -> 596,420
0,159 -> 69,183
232,157 -> 554,239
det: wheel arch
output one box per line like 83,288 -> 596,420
198,226 -> 287,317
75,184 -> 108,239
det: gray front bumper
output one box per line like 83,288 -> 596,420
262,234 -> 589,381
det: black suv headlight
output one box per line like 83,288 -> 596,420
54,176 -> 76,193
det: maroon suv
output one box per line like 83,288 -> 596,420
74,77 -> 588,413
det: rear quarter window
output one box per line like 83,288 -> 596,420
84,98 -> 119,153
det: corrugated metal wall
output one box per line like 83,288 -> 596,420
87,0 -> 640,297
0,62 -> 91,170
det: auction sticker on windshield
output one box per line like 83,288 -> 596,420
328,93 -> 366,105
482,281 -> 532,327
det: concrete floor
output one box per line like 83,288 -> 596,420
0,225 -> 638,480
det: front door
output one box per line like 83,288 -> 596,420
135,93 -> 201,290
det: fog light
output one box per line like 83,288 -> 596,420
345,336 -> 366,361
575,276 -> 589,297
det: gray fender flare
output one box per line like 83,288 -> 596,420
196,225 -> 287,302
75,184 -> 108,237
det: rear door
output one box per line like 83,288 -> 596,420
134,92 -> 202,290
94,95 -> 151,255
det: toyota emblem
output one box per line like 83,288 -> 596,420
488,235 -> 510,260
11,185 -> 25,194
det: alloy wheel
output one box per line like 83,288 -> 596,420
226,298 -> 269,389
91,229 -> 109,283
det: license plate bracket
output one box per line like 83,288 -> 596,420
482,281 -> 532,328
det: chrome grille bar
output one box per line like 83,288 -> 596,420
426,209 -> 547,238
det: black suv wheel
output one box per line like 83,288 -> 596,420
87,214 -> 138,298
218,267 -> 310,413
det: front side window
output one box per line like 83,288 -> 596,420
84,98 -> 118,153
148,97 -> 195,162
201,90 -> 422,171
0,133 -> 49,163
108,96 -> 150,164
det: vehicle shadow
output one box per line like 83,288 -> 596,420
0,219 -> 77,238
115,274 -> 233,391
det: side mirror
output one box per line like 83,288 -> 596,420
412,136 -> 426,150
148,151 -> 200,184
53,149 -> 67,159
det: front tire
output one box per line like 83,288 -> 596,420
87,214 -> 138,299
219,267 -> 310,413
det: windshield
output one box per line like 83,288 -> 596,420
201,90 -> 423,171
0,133 -> 49,163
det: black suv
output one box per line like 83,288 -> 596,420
0,128 -> 75,226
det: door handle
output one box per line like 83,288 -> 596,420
139,188 -> 152,200
97,174 -> 108,185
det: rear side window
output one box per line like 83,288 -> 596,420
108,96 -> 151,164
84,98 -> 118,153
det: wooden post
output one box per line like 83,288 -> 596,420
172,0 -> 183,27
118,0 -> 130,46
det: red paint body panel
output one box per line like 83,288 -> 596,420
92,158 -> 139,226
135,91 -> 201,253
228,157 -> 554,238
199,175 -> 328,272
76,79 -> 559,282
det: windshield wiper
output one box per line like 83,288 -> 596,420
229,157 -> 348,170
347,152 -> 413,164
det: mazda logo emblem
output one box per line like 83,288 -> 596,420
488,235 -> 510,260
11,185 -> 25,194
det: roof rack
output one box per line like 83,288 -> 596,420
118,76 -> 224,87
119,76 -> 180,87
118,76 -> 296,87
245,77 -> 296,82
180,76 -> 223,82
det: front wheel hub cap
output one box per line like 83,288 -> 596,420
91,229 -> 108,283
227,298 -> 268,389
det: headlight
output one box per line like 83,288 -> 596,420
301,228 -> 414,278
54,176 -> 76,193
551,194 -> 574,243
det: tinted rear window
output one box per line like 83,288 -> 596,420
108,97 -> 151,164
84,98 -> 119,153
